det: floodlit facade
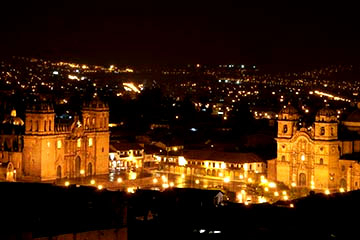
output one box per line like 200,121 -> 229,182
0,97 -> 110,181
157,149 -> 266,181
268,105 -> 360,192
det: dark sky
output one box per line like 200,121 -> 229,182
0,1 -> 359,68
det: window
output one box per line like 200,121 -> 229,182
281,155 -> 286,161
299,173 -> 306,186
319,158 -> 323,165
283,125 -> 288,133
301,155 -> 305,161
77,139 -> 81,148
331,127 -> 334,136
102,147 -> 104,152
44,120 -> 47,131
88,138 -> 93,147
57,140 -> 62,149
49,120 -> 51,131
341,165 -> 345,171
320,127 -> 325,135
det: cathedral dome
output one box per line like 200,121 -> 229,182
345,109 -> 360,122
279,105 -> 298,115
26,98 -> 54,113
342,108 -> 360,134
278,105 -> 299,120
82,96 -> 108,110
2,109 -> 24,126
315,107 -> 337,122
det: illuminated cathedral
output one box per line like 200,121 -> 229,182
0,97 -> 109,181
268,105 -> 360,192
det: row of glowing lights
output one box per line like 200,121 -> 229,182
311,90 -> 350,102
238,176 -> 347,206
62,172 -> 347,203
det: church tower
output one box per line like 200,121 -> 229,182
277,105 -> 299,139
313,107 -> 340,190
22,100 -> 56,181
82,97 -> 110,175
273,104 -> 300,185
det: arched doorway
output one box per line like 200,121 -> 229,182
56,165 -> 62,179
88,162 -> 93,176
299,173 -> 306,187
340,178 -> 347,189
6,162 -> 14,181
75,156 -> 81,177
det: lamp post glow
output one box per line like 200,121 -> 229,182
90,179 -> 96,185
64,181 -> 70,187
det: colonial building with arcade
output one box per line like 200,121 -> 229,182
268,105 -> 360,192
0,97 -> 109,181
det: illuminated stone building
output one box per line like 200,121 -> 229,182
157,149 -> 266,181
0,98 -> 109,181
268,105 -> 360,192
109,142 -> 144,171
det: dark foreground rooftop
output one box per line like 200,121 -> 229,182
1,182 -> 360,240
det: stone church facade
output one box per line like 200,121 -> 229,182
268,105 -> 360,192
0,98 -> 109,181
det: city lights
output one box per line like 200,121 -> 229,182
90,179 -> 96,185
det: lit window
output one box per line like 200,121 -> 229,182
301,155 -> 305,161
178,156 -> 187,166
57,140 -> 62,149
88,138 -> 93,147
77,139 -> 81,148
221,162 -> 226,169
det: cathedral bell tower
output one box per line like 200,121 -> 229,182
23,100 -> 56,180
314,107 -> 340,191
277,105 -> 299,139
314,107 -> 338,141
81,96 -> 110,175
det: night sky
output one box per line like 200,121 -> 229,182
0,1 -> 359,69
